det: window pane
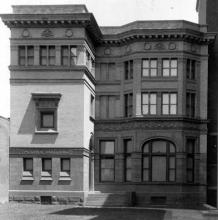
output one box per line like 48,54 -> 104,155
49,57 -> 55,65
162,105 -> 169,115
41,113 -> 54,128
101,159 -> 114,169
27,46 -> 34,56
151,60 -> 157,68
150,105 -> 156,114
71,56 -> 77,65
101,141 -> 115,154
43,159 -> 51,171
40,57 -> 47,66
170,94 -> 177,104
143,157 -> 149,168
142,94 -> 149,104
19,58 -> 25,66
162,94 -> 169,104
163,60 -> 169,68
101,169 -> 114,181
62,46 -> 69,56
62,57 -> 68,66
152,156 -> 166,181
171,59 -> 177,68
169,157 -> 175,169
170,105 -> 177,115
49,46 -> 55,56
142,69 -> 149,77
163,69 -> 169,76
143,144 -> 149,153
150,94 -> 156,104
142,105 -> 148,114
171,69 -> 177,77
61,159 -> 70,171
169,170 -> 175,181
40,47 -> 47,56
19,46 -> 25,56
27,57 -> 34,66
70,47 -> 77,57
24,158 -> 33,171
169,143 -> 175,153
187,170 -> 193,182
143,169 -> 149,181
143,60 -> 149,68
152,141 -> 166,153
150,69 -> 157,76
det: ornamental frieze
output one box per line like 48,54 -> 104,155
41,29 -> 54,38
21,29 -> 31,38
10,147 -> 90,157
95,119 -> 207,132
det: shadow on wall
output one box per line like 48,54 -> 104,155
18,99 -> 57,144
50,207 -> 169,220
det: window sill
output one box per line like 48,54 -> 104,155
40,177 -> 53,181
21,176 -> 34,181
59,177 -> 72,181
35,130 -> 58,135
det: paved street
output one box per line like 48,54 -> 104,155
0,203 -> 204,220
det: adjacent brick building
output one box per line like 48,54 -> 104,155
0,3 -> 216,207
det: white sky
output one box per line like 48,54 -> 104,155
0,0 -> 198,118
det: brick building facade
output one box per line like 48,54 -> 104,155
0,3 -> 216,207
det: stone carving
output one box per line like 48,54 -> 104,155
154,43 -> 165,50
41,29 -> 54,38
21,29 -> 30,38
144,43 -> 151,50
104,47 -> 111,55
65,29 -> 73,38
169,43 -> 176,50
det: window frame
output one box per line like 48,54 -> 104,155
124,93 -> 133,117
141,92 -> 157,115
18,45 -> 34,66
162,58 -> 178,77
124,139 -> 132,182
40,45 -> 56,66
161,92 -> 177,115
99,140 -> 115,182
61,45 -> 77,66
186,92 -> 196,118
124,60 -> 133,80
142,59 -> 158,77
142,139 -> 176,182
186,59 -> 196,80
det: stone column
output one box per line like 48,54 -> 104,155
131,152 -> 142,182
11,45 -> 18,66
56,45 -> 61,66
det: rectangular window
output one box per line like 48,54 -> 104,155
186,93 -> 196,118
100,141 -> 115,182
186,59 -> 196,80
142,59 -> 157,77
42,158 -> 52,173
186,139 -> 195,183
61,158 -> 70,173
162,58 -> 177,77
124,60 -> 133,80
61,46 -> 77,66
162,93 -> 177,115
23,158 -> 33,172
40,46 -> 55,66
142,93 -> 157,115
124,93 -> 133,117
124,139 -> 132,182
40,112 -> 55,129
18,46 -> 34,66
90,95 -> 95,119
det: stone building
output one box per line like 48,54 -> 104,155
198,0 -> 218,207
0,116 -> 9,203
0,4 -> 215,207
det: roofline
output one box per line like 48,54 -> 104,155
0,115 -> 10,121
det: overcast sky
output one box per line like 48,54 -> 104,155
0,0 -> 198,118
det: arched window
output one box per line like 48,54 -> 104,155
142,139 -> 176,182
